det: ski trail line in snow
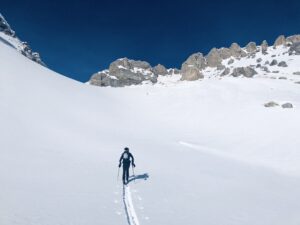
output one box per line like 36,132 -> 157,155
122,185 -> 140,225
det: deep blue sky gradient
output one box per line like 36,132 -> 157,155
2,0 -> 300,81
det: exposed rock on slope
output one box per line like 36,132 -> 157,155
229,43 -> 247,58
90,58 -> 163,87
246,42 -> 257,53
180,53 -> 206,81
274,35 -> 286,47
206,48 -> 222,67
289,42 -> 300,55
0,13 -> 45,66
153,64 -> 168,75
89,33 -> 300,87
231,67 -> 257,78
261,40 -> 268,54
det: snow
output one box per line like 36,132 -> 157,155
1,40 -> 300,225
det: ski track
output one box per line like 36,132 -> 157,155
122,185 -> 140,225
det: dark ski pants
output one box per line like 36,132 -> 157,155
122,163 -> 130,184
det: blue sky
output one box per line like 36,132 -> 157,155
2,0 -> 300,82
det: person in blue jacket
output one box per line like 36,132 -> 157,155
119,147 -> 135,185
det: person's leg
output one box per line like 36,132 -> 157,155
122,166 -> 126,184
125,165 -> 129,183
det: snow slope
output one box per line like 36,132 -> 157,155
1,40 -> 300,225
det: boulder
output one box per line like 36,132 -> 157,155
220,67 -> 230,76
282,103 -> 293,108
181,66 -> 203,81
289,42 -> 300,55
256,58 -> 262,63
278,61 -> 287,67
206,48 -> 222,67
231,67 -> 257,78
270,59 -> 278,66
228,58 -> 234,65
180,53 -> 206,81
261,66 -> 270,72
153,64 -> 168,75
229,43 -> 247,58
293,71 -> 300,75
261,40 -> 268,54
278,76 -> 287,80
273,35 -> 286,47
264,101 -> 279,107
245,42 -> 257,53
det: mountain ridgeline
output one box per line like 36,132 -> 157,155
89,34 -> 300,87
0,13 -> 45,66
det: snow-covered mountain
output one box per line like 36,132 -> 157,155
89,34 -> 300,87
1,15 -> 300,225
0,13 -> 45,66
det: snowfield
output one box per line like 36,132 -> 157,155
1,39 -> 300,225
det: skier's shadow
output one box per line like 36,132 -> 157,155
128,173 -> 149,184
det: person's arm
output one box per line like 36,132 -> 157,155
118,153 -> 123,167
130,153 -> 135,167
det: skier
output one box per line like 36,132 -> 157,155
119,147 -> 135,185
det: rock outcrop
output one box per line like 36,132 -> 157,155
88,33 -> 300,87
89,70 -> 120,87
0,13 -> 15,36
261,40 -> 268,54
246,42 -> 257,53
206,48 -> 222,67
289,42 -> 300,55
181,66 -> 203,81
274,35 -> 286,47
286,35 -> 300,45
221,67 -> 230,76
180,53 -> 206,81
153,64 -> 168,75
231,67 -> 257,78
90,58 -> 159,87
0,13 -> 45,66
218,48 -> 232,59
229,43 -> 247,58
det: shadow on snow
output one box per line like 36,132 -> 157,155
128,173 -> 149,184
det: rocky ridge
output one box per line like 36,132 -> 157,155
0,13 -> 45,66
89,34 -> 300,87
